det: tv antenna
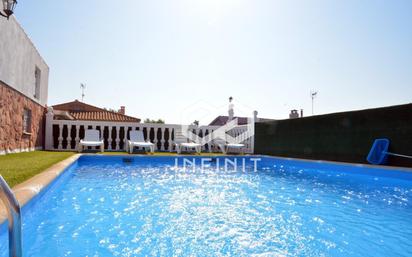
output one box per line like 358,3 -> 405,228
80,83 -> 86,102
311,90 -> 318,115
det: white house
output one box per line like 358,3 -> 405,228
0,16 -> 49,154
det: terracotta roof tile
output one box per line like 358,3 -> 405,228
209,115 -> 275,126
69,111 -> 139,122
52,100 -> 140,122
209,116 -> 249,126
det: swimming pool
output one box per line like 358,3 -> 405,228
1,155 -> 411,256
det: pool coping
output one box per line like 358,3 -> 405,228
259,154 -> 412,173
0,154 -> 81,225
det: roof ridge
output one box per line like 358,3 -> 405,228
54,100 -> 106,112
53,100 -> 140,122
70,110 -> 139,119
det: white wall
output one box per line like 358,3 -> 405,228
0,16 -> 49,106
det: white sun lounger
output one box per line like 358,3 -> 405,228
173,130 -> 201,154
213,135 -> 245,154
128,130 -> 155,154
79,129 -> 104,152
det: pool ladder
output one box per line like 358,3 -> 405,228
0,175 -> 23,257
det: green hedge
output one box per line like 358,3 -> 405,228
255,104 -> 412,167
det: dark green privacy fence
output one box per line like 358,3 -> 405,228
254,104 -> 412,167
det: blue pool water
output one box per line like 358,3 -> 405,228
1,156 -> 412,256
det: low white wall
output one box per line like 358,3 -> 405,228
45,110 -> 255,154
0,146 -> 43,155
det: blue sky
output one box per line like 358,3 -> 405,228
15,0 -> 412,124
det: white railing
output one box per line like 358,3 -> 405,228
45,108 -> 254,153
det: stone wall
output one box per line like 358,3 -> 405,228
0,81 -> 45,154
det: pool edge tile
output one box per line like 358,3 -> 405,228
0,154 -> 81,224
259,154 -> 412,173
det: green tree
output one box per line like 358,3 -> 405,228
144,118 -> 165,124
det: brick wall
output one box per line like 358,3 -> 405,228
0,81 -> 45,154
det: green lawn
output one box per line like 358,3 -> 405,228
0,151 -> 75,187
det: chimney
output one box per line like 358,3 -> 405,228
253,110 -> 259,122
228,96 -> 234,122
289,109 -> 299,119
119,106 -> 125,115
